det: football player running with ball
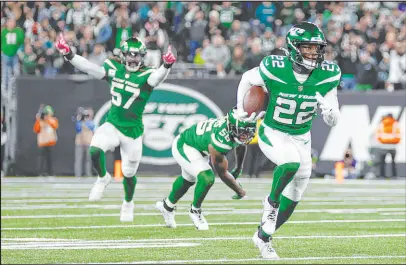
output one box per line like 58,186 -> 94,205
235,22 -> 341,259
156,108 -> 258,230
55,34 -> 176,222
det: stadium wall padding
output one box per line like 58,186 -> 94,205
14,76 -> 406,177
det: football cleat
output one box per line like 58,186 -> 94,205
89,172 -> 112,202
261,196 -> 279,235
252,231 -> 280,259
120,200 -> 134,222
189,207 -> 209,230
155,199 -> 177,228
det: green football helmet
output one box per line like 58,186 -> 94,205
227,108 -> 257,145
286,22 -> 327,70
120,37 -> 147,72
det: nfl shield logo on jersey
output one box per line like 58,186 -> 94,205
298,86 -> 303,92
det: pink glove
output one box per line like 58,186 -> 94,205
162,45 -> 176,68
55,33 -> 73,59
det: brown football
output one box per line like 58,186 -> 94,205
243,86 -> 268,116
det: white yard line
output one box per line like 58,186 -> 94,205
2,208 -> 405,219
3,234 -> 404,243
2,219 -> 405,231
71,255 -> 406,264
1,242 -> 200,250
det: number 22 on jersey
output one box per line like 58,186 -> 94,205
273,97 -> 318,125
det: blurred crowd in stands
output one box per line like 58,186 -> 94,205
1,1 -> 405,91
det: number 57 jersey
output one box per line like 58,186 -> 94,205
103,58 -> 155,138
259,55 -> 341,135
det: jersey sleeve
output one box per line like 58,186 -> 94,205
103,58 -> 120,81
319,61 -> 342,94
258,55 -> 289,88
210,133 -> 233,154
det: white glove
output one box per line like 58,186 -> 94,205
233,108 -> 265,123
315,92 -> 339,126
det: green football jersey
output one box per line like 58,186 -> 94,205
1,27 -> 24,56
259,55 -> 341,135
180,117 -> 238,155
103,58 -> 155,138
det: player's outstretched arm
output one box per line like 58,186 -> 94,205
315,88 -> 340,127
55,33 -> 106,80
209,145 -> 246,197
147,45 -> 176,87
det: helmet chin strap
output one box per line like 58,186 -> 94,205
292,61 -> 313,74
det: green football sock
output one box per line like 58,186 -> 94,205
89,146 -> 107,177
192,169 -> 215,208
269,162 -> 300,203
167,176 -> 195,204
275,195 -> 298,231
123,176 -> 137,202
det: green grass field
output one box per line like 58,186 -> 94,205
1,176 -> 405,264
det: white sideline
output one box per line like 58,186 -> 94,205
2,207 -> 405,219
2,219 -> 405,231
75,255 -> 406,264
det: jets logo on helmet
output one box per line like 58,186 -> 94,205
286,22 -> 327,71
120,37 -> 147,72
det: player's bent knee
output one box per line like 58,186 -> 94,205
198,169 -> 215,186
121,162 -> 140,177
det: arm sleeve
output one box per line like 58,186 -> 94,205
237,67 -> 265,111
75,121 -> 82,133
70,54 -> 106,80
147,65 -> 171,87
33,119 -> 41,133
322,87 -> 340,127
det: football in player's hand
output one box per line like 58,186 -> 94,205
243,86 -> 268,116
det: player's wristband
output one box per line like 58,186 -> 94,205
163,62 -> 172,69
64,51 -> 74,61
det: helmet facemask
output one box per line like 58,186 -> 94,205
291,41 -> 326,70
123,51 -> 145,72
227,116 -> 256,145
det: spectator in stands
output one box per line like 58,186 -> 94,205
337,41 -> 358,90
74,107 -> 95,178
371,114 -> 401,178
187,10 -> 207,62
1,18 -> 24,93
201,35 -> 230,77
205,10 -> 227,41
19,43 -> 42,75
213,2 -> 241,29
387,41 -> 406,91
244,39 -> 263,69
260,27 -> 276,55
225,45 -> 247,75
33,105 -> 59,177
88,44 -> 108,66
355,51 -> 378,91
139,18 -> 165,68
255,2 -> 276,29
